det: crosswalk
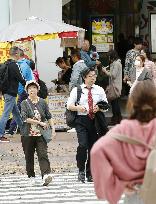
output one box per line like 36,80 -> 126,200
0,172 -> 125,204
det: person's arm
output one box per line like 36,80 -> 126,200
81,51 -> 96,68
14,63 -> 26,87
21,100 -> 47,128
124,51 -> 131,81
111,61 -> 122,80
100,87 -> 108,103
67,87 -> 86,113
43,100 -> 56,136
69,65 -> 81,90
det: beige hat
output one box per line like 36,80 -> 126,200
25,80 -> 40,92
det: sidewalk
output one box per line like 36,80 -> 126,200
0,132 -> 78,175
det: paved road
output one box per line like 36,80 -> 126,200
0,172 -> 125,204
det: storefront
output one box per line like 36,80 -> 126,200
63,0 -> 156,56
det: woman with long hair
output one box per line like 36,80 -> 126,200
102,50 -> 122,124
141,48 -> 156,84
91,80 -> 156,204
129,54 -> 152,93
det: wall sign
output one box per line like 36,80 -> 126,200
91,15 -> 114,52
150,13 -> 156,53
48,94 -> 69,130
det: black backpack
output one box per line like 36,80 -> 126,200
0,61 -> 10,92
37,79 -> 48,99
65,86 -> 82,128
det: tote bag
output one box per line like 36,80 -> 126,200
106,77 -> 120,101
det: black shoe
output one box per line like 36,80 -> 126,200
78,171 -> 85,183
87,175 -> 93,182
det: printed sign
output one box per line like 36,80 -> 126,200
13,41 -> 33,59
48,94 -> 69,130
91,16 -> 114,52
0,43 -> 11,63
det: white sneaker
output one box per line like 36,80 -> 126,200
67,128 -> 76,133
28,177 -> 41,186
43,174 -> 52,186
29,177 -> 36,186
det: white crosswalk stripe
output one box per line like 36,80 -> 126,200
0,172 -> 125,204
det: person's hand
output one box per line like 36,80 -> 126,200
124,187 -> 136,195
127,81 -> 132,87
93,105 -> 100,113
102,67 -> 107,73
52,127 -> 56,139
76,105 -> 87,113
96,60 -> 101,65
123,75 -> 129,83
51,79 -> 57,84
39,122 -> 48,129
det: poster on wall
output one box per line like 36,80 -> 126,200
0,43 -> 11,63
13,41 -> 33,59
91,16 -> 114,52
150,13 -> 156,53
48,94 -> 69,130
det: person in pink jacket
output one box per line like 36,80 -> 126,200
91,80 -> 156,204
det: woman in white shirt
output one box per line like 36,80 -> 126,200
141,48 -> 156,85
129,55 -> 152,94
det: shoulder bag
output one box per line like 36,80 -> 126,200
105,76 -> 120,102
65,86 -> 82,128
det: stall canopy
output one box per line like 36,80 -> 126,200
0,16 -> 85,43
0,16 -> 85,64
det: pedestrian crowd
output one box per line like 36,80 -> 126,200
0,35 -> 156,203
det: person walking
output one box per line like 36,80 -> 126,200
67,67 -> 108,183
129,54 -> 152,94
124,37 -> 143,84
8,48 -> 34,136
141,48 -> 156,85
0,46 -> 26,142
69,48 -> 87,91
21,80 -> 56,186
102,50 -> 122,125
91,80 -> 156,204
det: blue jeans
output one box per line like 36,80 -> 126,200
0,94 -> 23,137
9,91 -> 28,134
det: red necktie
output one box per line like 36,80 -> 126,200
88,88 -> 94,119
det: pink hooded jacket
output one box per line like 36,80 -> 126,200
91,119 -> 156,204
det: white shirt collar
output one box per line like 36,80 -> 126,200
81,83 -> 95,89
74,60 -> 84,66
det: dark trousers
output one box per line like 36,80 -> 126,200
75,115 -> 98,178
111,97 -> 122,118
21,136 -> 51,178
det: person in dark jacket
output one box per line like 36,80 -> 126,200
0,46 -> 26,142
21,80 -> 56,186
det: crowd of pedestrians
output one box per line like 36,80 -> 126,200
0,36 -> 156,203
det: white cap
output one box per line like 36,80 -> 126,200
25,80 -> 40,92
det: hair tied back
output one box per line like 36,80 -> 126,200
141,104 -> 153,112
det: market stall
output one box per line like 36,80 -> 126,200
0,16 -> 85,129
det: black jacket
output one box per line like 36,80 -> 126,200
94,101 -> 110,137
3,59 -> 26,97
